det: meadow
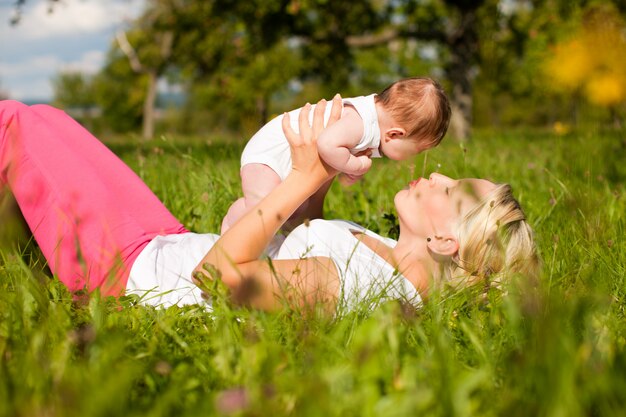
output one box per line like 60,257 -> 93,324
1,126 -> 625,416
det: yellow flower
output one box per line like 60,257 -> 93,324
544,5 -> 626,107
585,73 -> 625,106
546,39 -> 592,90
553,121 -> 570,135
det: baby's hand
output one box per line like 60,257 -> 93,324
350,154 -> 372,176
343,148 -> 372,176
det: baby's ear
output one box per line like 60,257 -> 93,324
385,127 -> 406,140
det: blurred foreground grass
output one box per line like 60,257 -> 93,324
1,127 -> 625,416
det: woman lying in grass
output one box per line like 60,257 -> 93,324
0,97 -> 539,312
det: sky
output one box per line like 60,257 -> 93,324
0,0 -> 145,102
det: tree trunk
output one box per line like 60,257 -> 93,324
117,29 -> 173,141
448,82 -> 472,141
256,95 -> 269,128
143,71 -> 157,140
444,3 -> 481,141
610,106 -> 622,129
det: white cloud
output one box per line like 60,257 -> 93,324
0,49 -> 104,76
3,0 -> 143,40
3,79 -> 52,101
0,55 -> 62,99
61,50 -> 106,74
0,50 -> 106,100
0,55 -> 63,77
0,0 -> 144,100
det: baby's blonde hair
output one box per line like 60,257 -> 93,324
443,184 -> 540,290
375,77 -> 451,147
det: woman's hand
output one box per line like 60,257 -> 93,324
282,94 -> 343,184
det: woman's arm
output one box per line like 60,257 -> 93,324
316,107 -> 372,176
193,97 -> 342,311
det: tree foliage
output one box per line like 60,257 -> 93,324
43,0 -> 626,136
51,72 -> 96,110
92,44 -> 146,133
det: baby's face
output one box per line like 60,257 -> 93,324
380,136 -> 431,161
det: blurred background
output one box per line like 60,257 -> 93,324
1,0 -> 625,141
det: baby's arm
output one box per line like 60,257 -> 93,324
316,106 -> 372,176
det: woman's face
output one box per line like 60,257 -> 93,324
394,173 -> 496,238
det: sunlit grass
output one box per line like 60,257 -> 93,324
1,127 -> 625,416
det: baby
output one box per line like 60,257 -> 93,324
221,77 -> 451,233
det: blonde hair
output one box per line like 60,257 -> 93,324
375,77 -> 451,147
443,184 -> 540,290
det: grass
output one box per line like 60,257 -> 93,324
1,126 -> 625,416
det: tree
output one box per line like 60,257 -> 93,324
223,0 -> 533,140
92,0 -> 506,138
92,0 -> 624,137
92,46 -> 146,134
187,41 -> 303,131
51,71 -> 99,129
338,0 -> 514,140
172,0 -> 388,128
115,1 -> 176,139
51,72 -> 96,109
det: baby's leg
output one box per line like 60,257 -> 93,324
276,177 -> 335,233
0,101 -> 186,296
220,163 -> 281,233
220,197 -> 247,234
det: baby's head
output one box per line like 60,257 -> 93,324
375,77 -> 451,160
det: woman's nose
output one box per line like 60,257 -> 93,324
429,173 -> 456,187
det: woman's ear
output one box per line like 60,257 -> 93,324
384,127 -> 406,141
426,234 -> 459,257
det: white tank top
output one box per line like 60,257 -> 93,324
127,219 -> 421,311
275,219 -> 421,312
